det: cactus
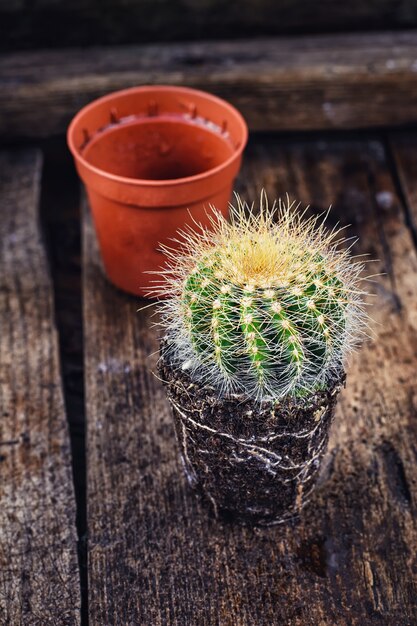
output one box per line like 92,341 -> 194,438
155,193 -> 368,400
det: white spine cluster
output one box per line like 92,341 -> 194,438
152,193 -> 370,401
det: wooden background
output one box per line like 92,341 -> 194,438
1,4 -> 417,624
3,32 -> 417,141
2,0 -> 417,51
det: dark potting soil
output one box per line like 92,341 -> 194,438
158,340 -> 346,526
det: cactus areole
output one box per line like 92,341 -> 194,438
156,193 -> 368,525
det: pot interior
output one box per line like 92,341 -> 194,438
82,116 -> 235,181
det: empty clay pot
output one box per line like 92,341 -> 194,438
67,85 -> 248,296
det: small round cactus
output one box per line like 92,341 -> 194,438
155,193 -> 368,400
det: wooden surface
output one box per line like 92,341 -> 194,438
0,151 -> 81,625
83,136 -> 417,625
2,0 -> 417,52
2,31 -> 417,140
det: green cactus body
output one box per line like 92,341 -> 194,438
182,254 -> 349,397
212,285 -> 241,374
183,262 -> 216,355
158,194 -> 367,400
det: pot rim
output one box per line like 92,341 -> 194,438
67,85 -> 248,189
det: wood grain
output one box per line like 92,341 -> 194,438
2,0 -> 417,52
2,31 -> 417,140
0,151 -> 81,625
83,136 -> 417,624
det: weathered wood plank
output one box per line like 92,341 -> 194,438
84,137 -> 417,625
0,150 -> 81,625
2,0 -> 417,52
2,31 -> 417,140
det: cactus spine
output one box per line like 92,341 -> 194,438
156,193 -> 368,401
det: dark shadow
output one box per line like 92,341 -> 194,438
38,137 -> 88,626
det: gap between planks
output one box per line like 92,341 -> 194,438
389,132 -> 417,255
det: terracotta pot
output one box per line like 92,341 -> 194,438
67,85 -> 248,296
